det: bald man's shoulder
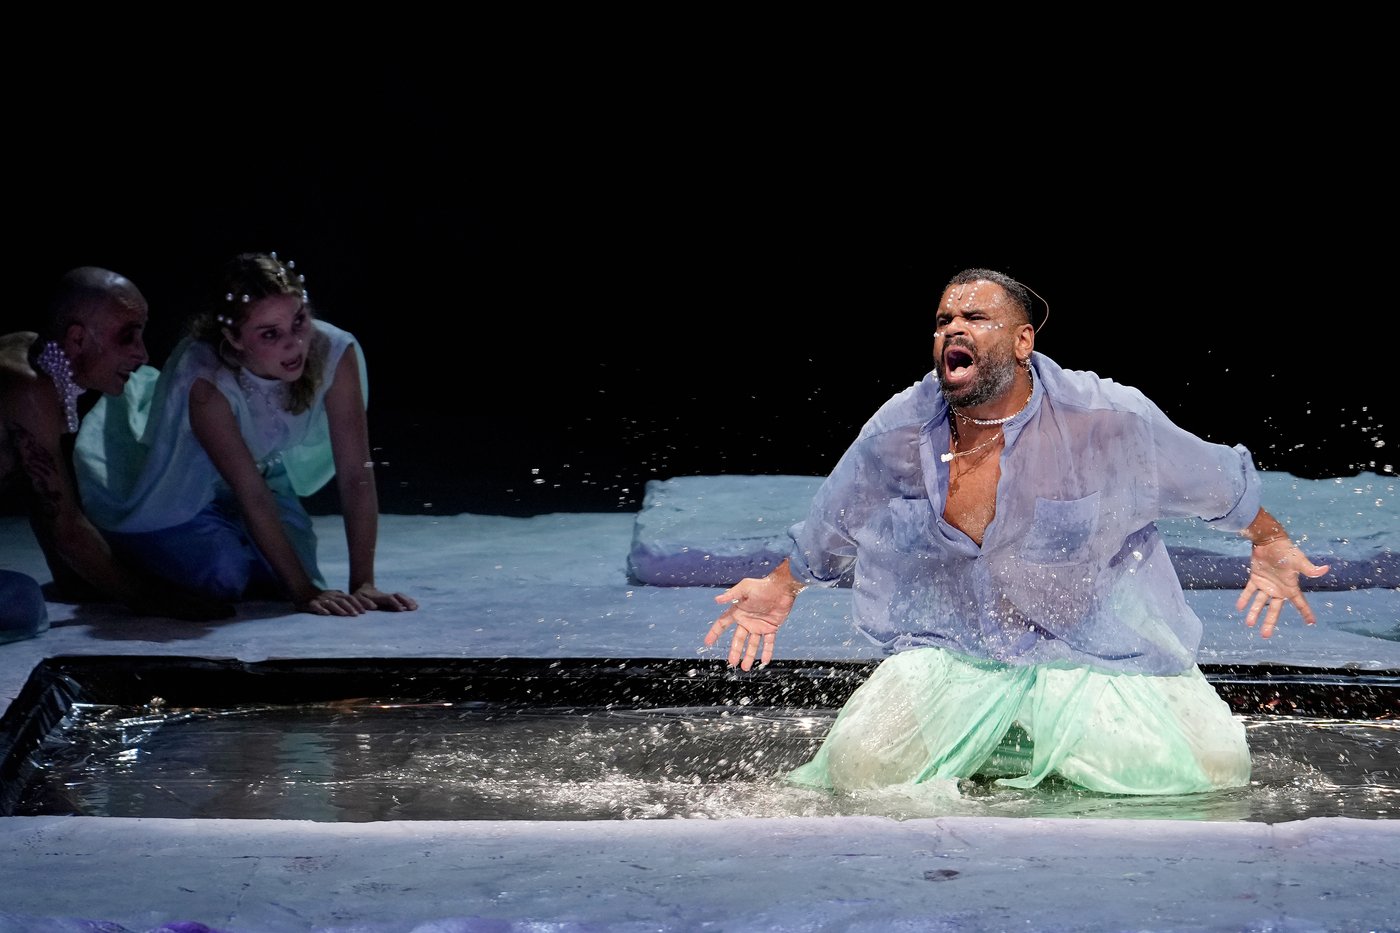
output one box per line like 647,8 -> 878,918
0,332 -> 38,381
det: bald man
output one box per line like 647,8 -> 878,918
1,267 -> 231,642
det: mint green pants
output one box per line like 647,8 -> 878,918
787,647 -> 1250,796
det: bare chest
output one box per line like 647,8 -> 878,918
942,444 -> 1002,546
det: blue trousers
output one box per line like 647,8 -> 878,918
0,569 -> 49,644
105,492 -> 325,602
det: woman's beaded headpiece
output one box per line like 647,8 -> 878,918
221,252 -> 309,313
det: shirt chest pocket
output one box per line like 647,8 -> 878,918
1020,492 -> 1100,564
885,497 -> 937,551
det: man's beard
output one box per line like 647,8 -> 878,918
937,339 -> 1019,409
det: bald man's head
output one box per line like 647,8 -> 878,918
46,267 -> 152,395
48,266 -> 148,337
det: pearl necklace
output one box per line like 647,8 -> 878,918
942,366 -> 1033,463
34,340 -> 81,433
950,366 -> 1035,427
237,367 -> 290,416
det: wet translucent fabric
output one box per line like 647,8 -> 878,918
788,353 -> 1262,675
787,646 -> 1250,795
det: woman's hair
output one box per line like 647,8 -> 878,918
191,251 -> 325,413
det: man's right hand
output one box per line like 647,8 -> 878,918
704,560 -> 805,671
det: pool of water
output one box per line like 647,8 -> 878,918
11,701 -> 1398,822
2,656 -> 1395,823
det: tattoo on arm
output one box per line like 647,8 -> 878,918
11,422 -> 65,520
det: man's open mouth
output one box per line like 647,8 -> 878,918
943,343 -> 976,378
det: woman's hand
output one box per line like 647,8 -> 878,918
297,588 -> 372,616
353,583 -> 419,612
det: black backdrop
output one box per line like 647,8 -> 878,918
9,59 -> 1391,517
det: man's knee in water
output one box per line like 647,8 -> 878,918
823,705 -> 930,789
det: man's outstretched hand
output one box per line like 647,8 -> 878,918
704,560 -> 805,671
1237,537 -> 1330,638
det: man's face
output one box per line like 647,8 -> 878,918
70,291 -> 151,396
932,280 -> 1021,409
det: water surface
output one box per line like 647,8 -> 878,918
16,702 -> 1398,823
